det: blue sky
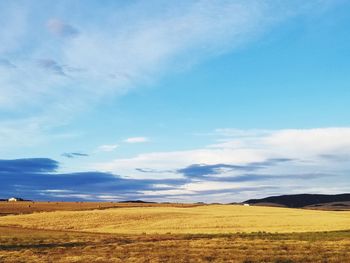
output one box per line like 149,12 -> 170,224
1,0 -> 350,202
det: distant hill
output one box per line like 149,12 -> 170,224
244,194 -> 350,208
119,200 -> 156,204
304,201 -> 350,211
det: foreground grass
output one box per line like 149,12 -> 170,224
1,205 -> 350,234
1,227 -> 350,262
1,205 -> 350,262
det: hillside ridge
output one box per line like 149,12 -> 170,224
245,193 -> 350,208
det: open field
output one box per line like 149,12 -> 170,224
1,205 -> 350,234
0,201 -> 200,216
1,227 -> 350,262
1,204 -> 350,262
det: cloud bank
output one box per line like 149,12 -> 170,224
1,128 -> 349,202
0,158 -> 187,201
93,128 -> 350,202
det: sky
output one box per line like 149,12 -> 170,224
1,0 -> 350,202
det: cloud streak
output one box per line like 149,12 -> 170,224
0,59 -> 16,69
124,137 -> 149,143
177,159 -> 293,179
37,59 -> 67,76
97,144 -> 119,152
47,19 -> 79,38
61,152 -> 89,158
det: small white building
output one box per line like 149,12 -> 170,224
8,197 -> 19,202
243,203 -> 250,207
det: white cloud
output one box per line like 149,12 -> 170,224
124,137 -> 149,143
97,144 -> 119,152
93,127 -> 350,201
41,189 -> 72,193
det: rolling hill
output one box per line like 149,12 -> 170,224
244,193 -> 350,209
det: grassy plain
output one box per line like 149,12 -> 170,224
1,205 -> 350,234
1,227 -> 350,262
0,201 -> 199,216
1,204 -> 350,262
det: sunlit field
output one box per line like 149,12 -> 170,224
1,227 -> 350,263
0,201 -> 199,216
1,204 -> 350,262
1,205 -> 350,234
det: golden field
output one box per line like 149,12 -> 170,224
0,201 -> 199,216
1,205 -> 350,234
1,226 -> 350,263
1,204 -> 350,262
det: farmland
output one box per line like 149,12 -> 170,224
2,204 -> 350,234
0,201 -> 199,216
1,203 -> 350,262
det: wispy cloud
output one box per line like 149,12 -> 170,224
97,144 -> 119,152
0,59 -> 16,69
177,159 -> 293,179
0,0 -> 341,149
61,152 -> 89,158
124,137 -> 149,143
47,19 -> 79,38
37,59 -> 66,76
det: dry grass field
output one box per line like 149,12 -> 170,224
0,201 -> 199,216
1,203 -> 350,262
1,226 -> 350,263
1,205 -> 350,234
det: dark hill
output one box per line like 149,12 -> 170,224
119,200 -> 156,203
244,193 -> 350,208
